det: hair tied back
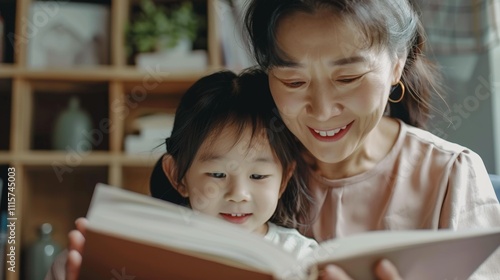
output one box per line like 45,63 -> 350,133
165,137 -> 171,152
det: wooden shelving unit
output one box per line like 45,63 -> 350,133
0,0 -> 223,278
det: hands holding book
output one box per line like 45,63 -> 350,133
55,185 -> 498,280
62,217 -> 404,280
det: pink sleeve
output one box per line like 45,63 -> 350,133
440,150 -> 500,279
440,149 -> 500,229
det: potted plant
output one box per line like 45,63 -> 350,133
126,0 -> 201,59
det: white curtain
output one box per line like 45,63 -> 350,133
413,0 -> 500,54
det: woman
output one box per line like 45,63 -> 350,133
243,0 -> 500,279
54,0 -> 500,279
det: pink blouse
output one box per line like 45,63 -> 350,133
301,119 -> 500,279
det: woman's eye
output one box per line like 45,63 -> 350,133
337,76 -> 362,84
208,173 -> 226,178
250,174 -> 268,180
284,81 -> 305,88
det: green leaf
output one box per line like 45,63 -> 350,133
125,0 -> 201,54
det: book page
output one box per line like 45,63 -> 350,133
304,228 -> 500,280
83,184 -> 302,279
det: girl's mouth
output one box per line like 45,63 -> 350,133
219,213 -> 252,224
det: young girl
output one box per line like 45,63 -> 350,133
46,68 -> 319,280
148,68 -> 317,259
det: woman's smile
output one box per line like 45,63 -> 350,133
308,121 -> 353,142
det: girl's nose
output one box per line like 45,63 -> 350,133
224,178 -> 251,202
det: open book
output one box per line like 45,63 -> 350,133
80,183 -> 500,280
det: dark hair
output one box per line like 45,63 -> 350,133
244,0 -> 443,128
150,68 -> 312,228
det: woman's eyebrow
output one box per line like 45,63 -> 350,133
278,56 -> 367,68
330,56 -> 367,66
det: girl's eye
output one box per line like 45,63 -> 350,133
208,173 -> 226,178
250,174 -> 269,180
337,76 -> 362,84
284,81 -> 305,88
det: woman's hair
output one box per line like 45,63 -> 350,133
150,68 -> 312,228
244,0 -> 443,128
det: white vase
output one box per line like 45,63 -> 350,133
156,37 -> 192,56
52,96 -> 93,151
135,38 -> 207,71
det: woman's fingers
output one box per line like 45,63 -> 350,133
319,259 -> 403,280
75,217 -> 89,237
68,218 -> 88,254
374,259 -> 403,280
65,218 -> 88,280
68,229 -> 85,254
65,249 -> 82,280
319,265 -> 354,280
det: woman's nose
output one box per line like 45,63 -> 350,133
307,84 -> 342,121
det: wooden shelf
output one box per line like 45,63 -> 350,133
115,66 -> 224,82
118,153 -> 162,166
21,166 -> 108,249
1,152 -> 164,166
11,151 -> 113,165
0,152 -> 13,164
2,0 -> 224,278
0,65 -> 224,81
0,64 -> 18,78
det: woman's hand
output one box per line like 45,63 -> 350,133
66,218 -> 88,280
319,259 -> 403,280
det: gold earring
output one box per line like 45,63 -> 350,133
388,81 -> 405,103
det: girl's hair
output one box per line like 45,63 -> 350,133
150,68 -> 312,228
244,0 -> 443,128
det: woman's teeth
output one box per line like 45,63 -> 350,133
314,125 -> 347,137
